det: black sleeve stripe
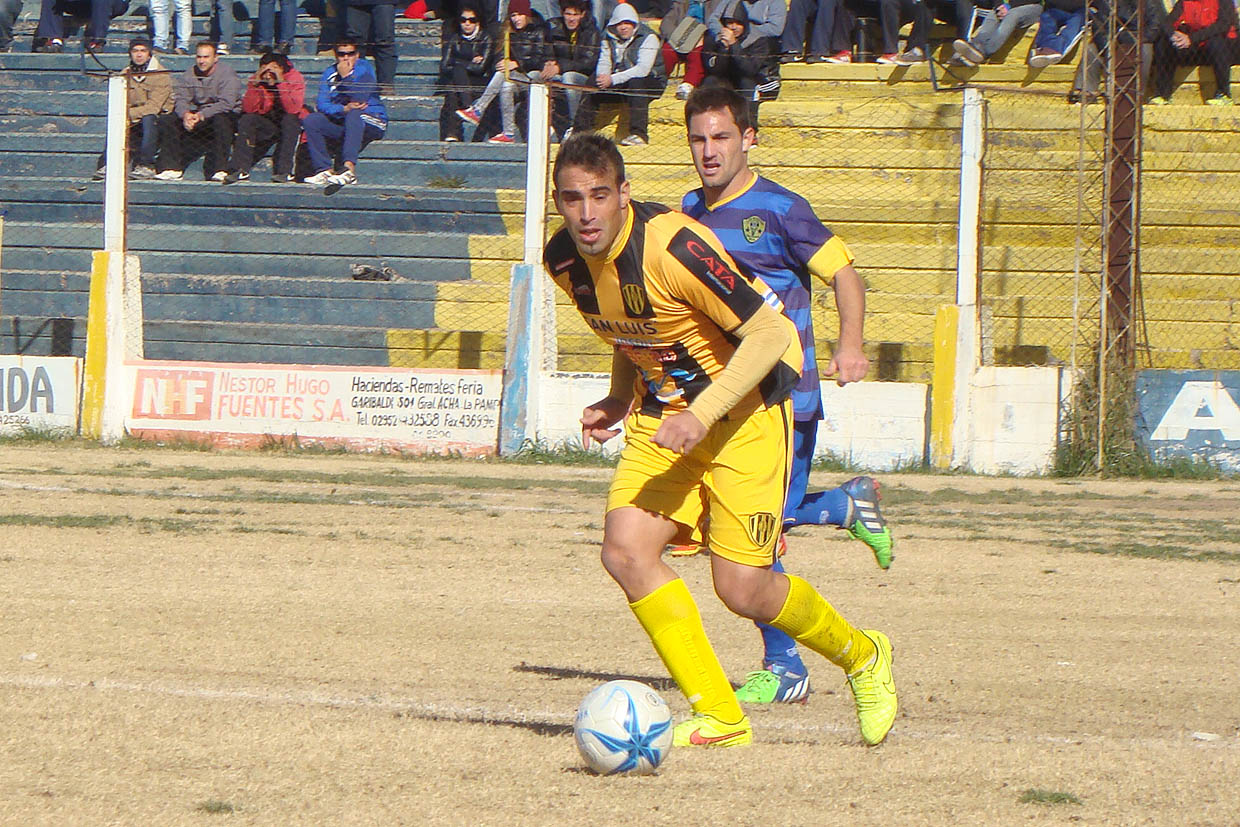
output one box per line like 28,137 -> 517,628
667,226 -> 764,323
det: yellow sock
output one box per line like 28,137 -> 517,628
629,579 -> 744,724
769,574 -> 876,675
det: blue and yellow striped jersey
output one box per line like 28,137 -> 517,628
683,174 -> 853,422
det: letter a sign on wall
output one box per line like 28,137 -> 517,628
1137,370 -> 1240,473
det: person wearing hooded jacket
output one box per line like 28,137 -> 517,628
455,0 -> 550,142
571,3 -> 666,145
439,3 -> 495,140
702,0 -> 779,128
1150,0 -> 1240,103
94,37 -> 172,180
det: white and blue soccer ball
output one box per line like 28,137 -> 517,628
573,680 -> 673,775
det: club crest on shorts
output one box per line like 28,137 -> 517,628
621,282 -> 651,317
742,215 -> 766,244
747,512 -> 778,547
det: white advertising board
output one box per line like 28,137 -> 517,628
125,360 -> 502,456
0,356 -> 81,435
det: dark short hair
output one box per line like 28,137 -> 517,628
560,0 -> 590,11
553,132 -> 626,190
194,40 -> 218,54
335,36 -> 361,50
683,81 -> 752,134
259,52 -> 292,71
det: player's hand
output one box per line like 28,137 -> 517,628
581,396 -> 629,448
651,411 -> 706,455
825,345 -> 869,386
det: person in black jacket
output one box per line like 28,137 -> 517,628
440,3 -> 495,140
702,0 -> 780,127
456,0 -> 549,142
542,0 -> 601,139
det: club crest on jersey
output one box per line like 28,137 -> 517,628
742,215 -> 766,244
621,283 -> 651,317
747,512 -> 778,548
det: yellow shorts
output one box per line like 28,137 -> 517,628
606,401 -> 793,567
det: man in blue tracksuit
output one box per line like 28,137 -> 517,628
303,38 -> 388,188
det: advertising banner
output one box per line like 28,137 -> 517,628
0,356 -> 81,435
1136,370 -> 1240,473
125,361 -> 502,456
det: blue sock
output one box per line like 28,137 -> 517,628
784,486 -> 851,529
756,556 -> 807,674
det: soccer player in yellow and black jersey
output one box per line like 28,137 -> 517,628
545,132 -> 897,748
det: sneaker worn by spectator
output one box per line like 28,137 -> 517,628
825,49 -> 851,62
893,46 -> 926,64
304,168 -> 334,185
154,168 -> 183,179
221,169 -> 249,183
488,132 -> 516,143
1207,93 -> 1234,105
36,37 -> 65,52
130,164 -> 156,178
676,80 -> 693,98
876,51 -> 898,63
326,166 -> 357,186
1028,46 -> 1062,68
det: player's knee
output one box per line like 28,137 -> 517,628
599,539 -> 646,582
712,564 -> 780,621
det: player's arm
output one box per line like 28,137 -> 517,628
825,263 -> 868,385
581,349 -> 637,448
806,233 -> 869,385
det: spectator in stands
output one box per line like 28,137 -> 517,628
1028,0 -> 1086,67
212,0 -> 235,53
303,38 -> 388,186
156,41 -> 243,180
702,0 -> 780,126
438,3 -> 494,141
454,0 -> 549,144
438,2 -> 491,140
953,0 -> 1043,65
150,0 -> 192,54
1149,0 -> 1238,104
33,0 -> 128,52
706,0 -> 784,53
544,0 -> 601,139
224,52 -> 306,183
345,0 -> 399,94
571,2 -> 666,145
1072,0 -> 1161,101
780,0 -> 857,64
93,37 -> 171,180
875,0 -> 932,64
253,0 -> 299,53
661,0 -> 722,98
0,0 -> 22,52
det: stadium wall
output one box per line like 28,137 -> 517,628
535,369 -> 1061,475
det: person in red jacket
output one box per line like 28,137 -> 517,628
1150,0 -> 1240,104
223,52 -> 307,184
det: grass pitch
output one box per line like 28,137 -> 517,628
0,444 -> 1236,825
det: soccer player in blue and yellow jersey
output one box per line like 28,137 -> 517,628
544,132 -> 897,747
678,84 -> 895,706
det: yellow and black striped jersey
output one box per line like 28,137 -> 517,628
543,200 -> 802,419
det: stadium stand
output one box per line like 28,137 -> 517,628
1,3 -> 1237,378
